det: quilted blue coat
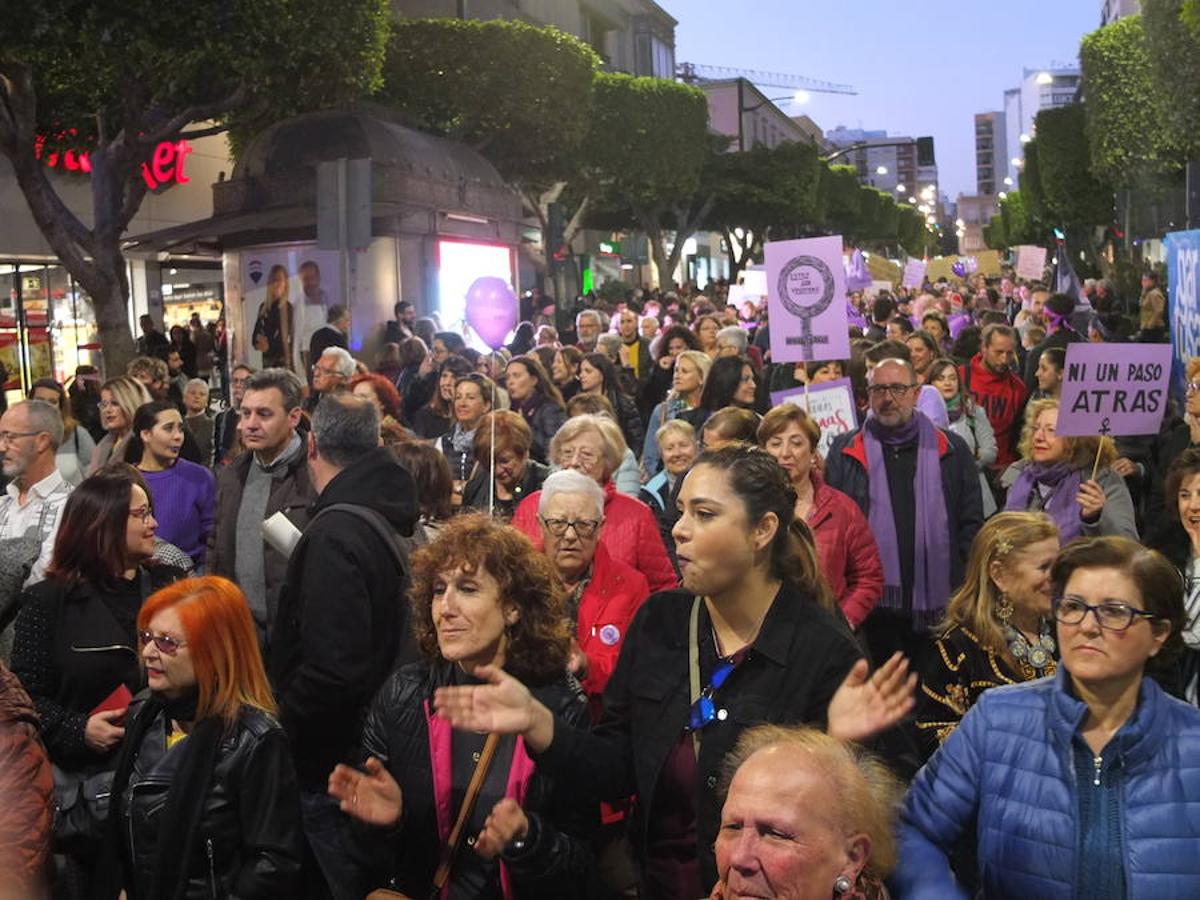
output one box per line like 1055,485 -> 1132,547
893,668 -> 1200,899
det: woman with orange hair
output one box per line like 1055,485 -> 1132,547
94,576 -> 303,899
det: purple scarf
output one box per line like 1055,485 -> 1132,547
1005,461 -> 1083,542
863,411 -> 952,622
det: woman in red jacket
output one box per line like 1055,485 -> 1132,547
535,469 -> 651,715
511,415 -> 677,593
759,404 -> 884,629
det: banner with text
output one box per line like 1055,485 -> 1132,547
1015,245 -> 1047,281
901,259 -> 927,289
1167,229 -> 1200,400
1056,343 -> 1173,437
769,377 -> 858,457
764,236 -> 850,364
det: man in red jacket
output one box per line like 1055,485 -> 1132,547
961,323 -> 1028,470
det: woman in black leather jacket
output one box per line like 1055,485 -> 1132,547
328,514 -> 596,899
93,576 -> 302,899
11,464 -> 185,899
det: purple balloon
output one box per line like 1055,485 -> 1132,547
465,276 -> 518,350
951,261 -> 967,278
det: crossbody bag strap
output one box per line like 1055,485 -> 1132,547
688,595 -> 702,760
431,731 -> 501,891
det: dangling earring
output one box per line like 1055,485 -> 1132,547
996,592 -> 1014,625
833,874 -> 853,895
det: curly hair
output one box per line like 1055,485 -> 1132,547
349,373 -> 402,421
408,514 -> 571,683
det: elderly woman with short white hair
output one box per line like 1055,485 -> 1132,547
537,469 -> 650,713
513,415 -> 677,592
711,724 -> 903,899
715,325 -> 749,359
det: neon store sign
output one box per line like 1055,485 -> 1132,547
34,133 -> 193,190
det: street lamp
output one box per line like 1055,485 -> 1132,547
1003,176 -> 1014,186
793,90 -> 811,105
1011,157 -> 1023,167
908,196 -> 917,204
1019,133 -> 1032,144
998,191 -> 1008,200
896,183 -> 906,193
1035,71 -> 1054,85
876,165 -> 889,175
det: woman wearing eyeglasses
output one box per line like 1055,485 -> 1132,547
896,536 -> 1200,899
10,464 -> 185,899
93,576 -> 303,899
326,515 -> 595,898
436,446 -> 916,899
89,376 -> 152,475
1002,398 -> 1138,542
511,414 -> 677,593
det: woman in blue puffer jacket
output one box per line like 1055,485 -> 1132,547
894,535 -> 1200,900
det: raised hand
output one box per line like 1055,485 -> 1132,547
328,757 -> 403,827
433,665 -> 555,753
827,653 -> 916,743
473,798 -> 530,860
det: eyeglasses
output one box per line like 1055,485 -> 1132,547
687,657 -> 737,732
866,384 -> 916,399
1052,595 -> 1160,632
1187,382 -> 1200,395
0,430 -> 39,443
559,448 -> 601,467
540,517 -> 601,539
138,629 -> 186,655
129,505 -> 154,524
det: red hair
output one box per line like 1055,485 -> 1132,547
138,576 -> 276,725
350,373 -> 402,420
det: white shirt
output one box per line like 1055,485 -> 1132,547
0,468 -> 72,586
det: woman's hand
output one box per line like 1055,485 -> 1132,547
433,665 -> 556,753
328,758 -> 403,827
658,354 -> 674,370
84,708 -> 126,753
473,798 -> 529,860
419,353 -> 436,376
1110,457 -> 1137,478
826,653 -> 916,743
1076,479 -> 1107,522
253,334 -> 269,352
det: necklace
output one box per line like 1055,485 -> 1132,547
1004,622 -> 1057,679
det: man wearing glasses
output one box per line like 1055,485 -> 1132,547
825,356 -> 983,667
304,346 -> 355,413
0,400 -> 71,590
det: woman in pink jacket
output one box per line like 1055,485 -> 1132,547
759,404 -> 884,629
511,414 -> 677,593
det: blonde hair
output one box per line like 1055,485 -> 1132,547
1186,356 -> 1200,383
673,350 -> 712,395
939,512 -> 1059,659
549,414 -> 627,478
656,418 -> 696,448
718,724 -> 903,879
99,376 -> 152,441
1018,397 -> 1116,471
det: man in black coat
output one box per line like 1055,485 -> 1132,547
269,393 -> 417,900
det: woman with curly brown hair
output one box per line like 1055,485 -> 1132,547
327,515 -> 595,899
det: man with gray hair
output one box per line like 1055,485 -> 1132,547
306,345 -> 356,413
0,400 -> 70,589
208,368 -> 315,642
269,393 -> 418,897
576,308 -> 602,352
537,468 -> 648,706
715,325 -> 749,358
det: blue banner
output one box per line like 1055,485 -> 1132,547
1166,229 -> 1200,400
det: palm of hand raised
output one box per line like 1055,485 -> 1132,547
827,653 -> 916,743
433,665 -> 535,735
328,758 -> 403,828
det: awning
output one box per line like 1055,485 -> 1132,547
123,206 -> 314,255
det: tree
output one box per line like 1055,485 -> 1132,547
816,165 -> 863,238
1143,0 -> 1200,160
897,206 -> 927,257
376,18 -> 600,286
0,0 -> 390,375
985,214 -> 1007,251
1021,138 -> 1046,222
1033,105 -> 1114,230
998,191 -> 1034,246
704,139 -> 822,282
1079,15 -> 1180,186
586,73 -> 712,289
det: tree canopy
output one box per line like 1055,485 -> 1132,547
1142,0 -> 1200,160
1031,104 -> 1114,229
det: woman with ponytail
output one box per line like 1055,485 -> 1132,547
431,445 -> 917,900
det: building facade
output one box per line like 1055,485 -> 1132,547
700,80 -> 823,152
956,194 -> 999,255
974,111 -> 1007,197
1003,66 -> 1081,183
824,127 -> 939,217
1100,0 -> 1141,24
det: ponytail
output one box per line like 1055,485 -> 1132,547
778,519 -> 837,615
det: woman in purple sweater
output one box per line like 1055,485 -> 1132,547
125,401 -> 216,568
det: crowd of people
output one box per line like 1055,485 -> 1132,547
0,265 -> 1198,899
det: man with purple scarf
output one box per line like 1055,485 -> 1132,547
825,358 -> 985,668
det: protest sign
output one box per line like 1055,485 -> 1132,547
764,236 -> 850,364
769,377 -> 858,457
1015,245 -> 1047,281
740,266 -> 768,299
902,259 -> 927,289
1167,229 -> 1200,399
1056,343 -> 1172,438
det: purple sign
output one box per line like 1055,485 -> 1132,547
770,377 -> 858,457
765,236 -> 851,364
1056,343 -> 1173,437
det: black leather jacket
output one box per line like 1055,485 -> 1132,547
355,662 -> 598,899
117,700 -> 303,899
